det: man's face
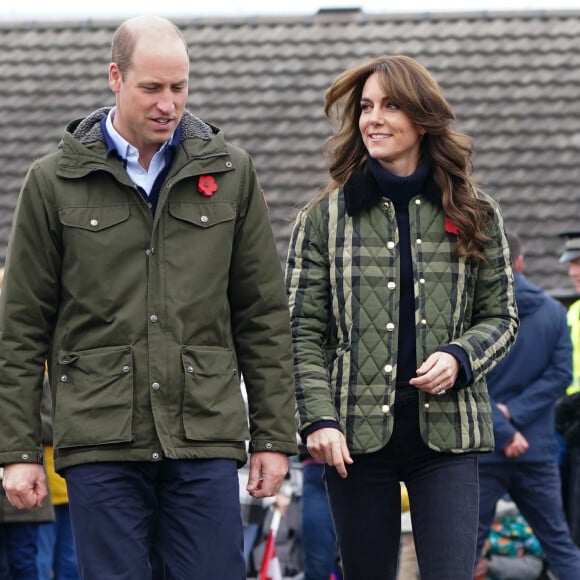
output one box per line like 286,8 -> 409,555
569,257 -> 580,294
108,34 -> 189,160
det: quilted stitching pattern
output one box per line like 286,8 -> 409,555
287,185 -> 514,454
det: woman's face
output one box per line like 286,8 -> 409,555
359,72 -> 424,176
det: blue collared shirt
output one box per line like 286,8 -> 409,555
104,108 -> 172,196
101,109 -> 180,214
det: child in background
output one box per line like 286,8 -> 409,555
475,498 -> 548,580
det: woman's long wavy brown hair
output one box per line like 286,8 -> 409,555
321,55 -> 494,260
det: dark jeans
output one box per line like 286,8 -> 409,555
325,393 -> 479,580
65,459 -> 245,580
302,462 -> 339,580
478,460 -> 580,580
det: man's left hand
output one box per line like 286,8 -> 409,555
246,451 -> 288,499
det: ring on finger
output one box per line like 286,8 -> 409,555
436,386 -> 445,396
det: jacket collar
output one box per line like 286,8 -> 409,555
343,160 -> 442,216
65,108 -> 216,149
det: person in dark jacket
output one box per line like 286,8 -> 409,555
0,15 -> 296,580
476,231 -> 580,579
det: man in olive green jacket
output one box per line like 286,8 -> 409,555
0,15 -> 296,580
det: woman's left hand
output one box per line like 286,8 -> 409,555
409,352 -> 459,396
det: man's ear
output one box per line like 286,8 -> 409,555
109,63 -> 121,94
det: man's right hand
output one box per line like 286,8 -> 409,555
306,428 -> 353,478
2,463 -> 47,509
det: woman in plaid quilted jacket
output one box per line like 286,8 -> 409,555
285,55 -> 518,580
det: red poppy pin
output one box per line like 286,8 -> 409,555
198,175 -> 218,197
445,217 -> 459,235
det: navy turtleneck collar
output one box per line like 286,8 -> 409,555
368,157 -> 430,201
343,157 -> 441,216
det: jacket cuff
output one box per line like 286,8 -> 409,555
0,449 -> 44,467
300,420 -> 342,444
248,439 -> 298,456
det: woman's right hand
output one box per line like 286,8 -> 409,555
307,428 -> 353,478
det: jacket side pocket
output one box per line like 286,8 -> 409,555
54,346 -> 134,448
181,345 -> 248,442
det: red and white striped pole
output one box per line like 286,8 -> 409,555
258,506 -> 283,580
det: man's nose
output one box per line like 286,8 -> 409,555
157,91 -> 175,112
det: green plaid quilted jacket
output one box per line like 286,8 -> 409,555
285,177 -> 518,455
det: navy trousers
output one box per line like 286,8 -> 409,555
0,522 -> 40,580
478,460 -> 580,580
325,393 -> 479,580
64,458 -> 246,580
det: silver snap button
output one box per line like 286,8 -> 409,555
387,241 -> 395,249
122,365 -> 130,373
187,366 -> 194,373
152,452 -> 160,460
386,323 -> 395,331
200,215 -> 209,223
225,161 -> 233,168
152,382 -> 160,390
387,281 -> 396,290
381,404 -> 390,414
149,314 -> 158,323
60,375 -> 68,382
265,442 -> 273,450
90,219 -> 98,227
384,364 -> 392,373
21,453 -> 29,460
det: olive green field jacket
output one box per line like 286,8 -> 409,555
0,108 -> 297,472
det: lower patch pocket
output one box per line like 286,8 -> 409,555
54,346 -> 134,448
181,345 -> 249,441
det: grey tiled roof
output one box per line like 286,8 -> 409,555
1,9 -> 579,299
